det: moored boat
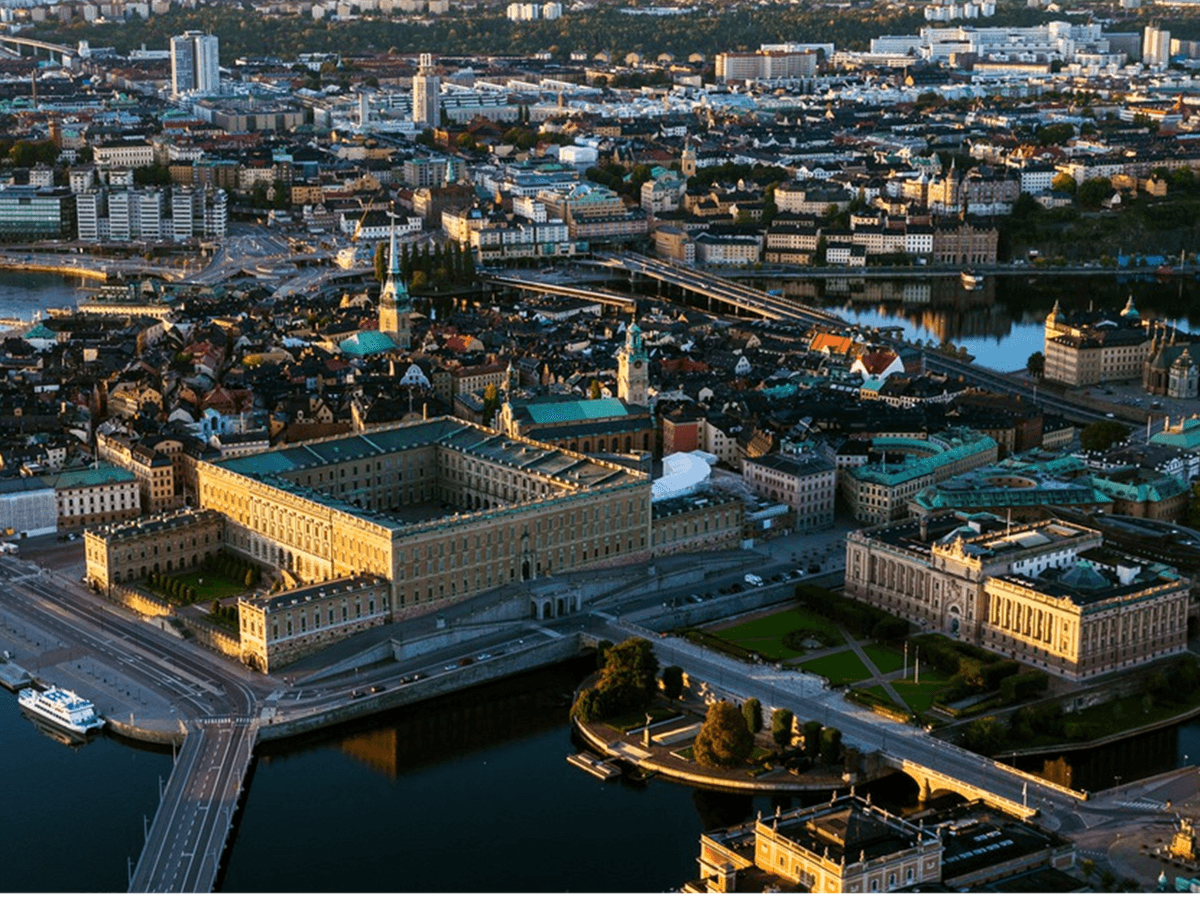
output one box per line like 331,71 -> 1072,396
960,269 -> 983,290
17,685 -> 106,735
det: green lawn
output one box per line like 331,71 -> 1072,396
712,608 -> 844,660
891,669 -> 955,712
999,686 -> 1200,752
863,643 -> 906,675
145,570 -> 250,605
798,650 -> 871,685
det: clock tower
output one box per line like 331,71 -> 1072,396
617,321 -> 648,407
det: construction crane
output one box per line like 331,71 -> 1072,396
352,196 -> 379,243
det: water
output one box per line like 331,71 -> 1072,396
1019,716 -> 1200,794
220,660 -> 810,893
762,273 -> 1199,371
0,692 -> 173,892
0,271 -> 83,322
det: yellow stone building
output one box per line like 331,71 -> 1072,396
844,513 -> 1190,680
195,417 -> 651,615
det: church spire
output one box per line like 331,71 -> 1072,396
379,206 -> 412,349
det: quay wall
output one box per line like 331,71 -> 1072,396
256,633 -> 587,743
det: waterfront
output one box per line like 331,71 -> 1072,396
765,273 -> 1198,371
5,649 -> 1200,891
0,271 -> 82,322
1020,716 -> 1200,794
220,660 -> 806,893
0,692 -> 172,893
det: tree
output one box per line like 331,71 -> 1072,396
692,700 -> 754,768
374,242 -> 388,284
803,719 -> 822,757
1026,351 -> 1044,379
571,637 -> 659,723
820,727 -> 842,765
771,708 -> 794,748
661,665 -> 684,700
211,599 -> 221,617
482,382 -> 500,426
1051,173 -> 1077,195
1077,177 -> 1113,208
244,569 -> 255,588
743,697 -> 762,734
963,716 -> 1007,754
588,379 -> 603,400
1080,421 -> 1130,451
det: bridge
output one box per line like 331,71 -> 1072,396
592,254 -> 1117,426
591,617 -> 1088,822
129,720 -> 258,893
596,252 -> 847,328
483,272 -> 637,312
0,35 -> 76,66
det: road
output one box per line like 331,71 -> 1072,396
586,615 -> 1183,837
129,720 -> 257,893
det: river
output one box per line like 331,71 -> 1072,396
760,272 -> 1198,371
0,271 -> 83,322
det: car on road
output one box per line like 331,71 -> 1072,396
744,573 -> 763,587
444,662 -> 459,671
476,652 -> 492,661
350,689 -> 364,698
458,656 -> 474,666
369,684 -> 385,694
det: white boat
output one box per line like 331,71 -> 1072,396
18,685 -> 105,735
960,269 -> 983,290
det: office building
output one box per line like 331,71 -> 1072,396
170,31 -> 220,97
412,52 -> 441,128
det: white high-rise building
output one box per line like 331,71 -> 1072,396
170,31 -> 219,96
1144,25 -> 1170,66
412,52 -> 440,128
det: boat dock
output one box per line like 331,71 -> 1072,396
0,658 -> 32,690
566,751 -> 621,781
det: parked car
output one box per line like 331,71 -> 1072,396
744,573 -> 764,587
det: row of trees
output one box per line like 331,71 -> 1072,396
147,571 -> 198,605
691,698 -> 842,768
373,240 -> 477,293
963,656 -> 1200,754
213,551 -> 260,589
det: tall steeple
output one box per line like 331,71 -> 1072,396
378,207 -> 412,350
617,320 -> 649,407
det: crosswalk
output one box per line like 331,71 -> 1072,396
1114,798 -> 1167,811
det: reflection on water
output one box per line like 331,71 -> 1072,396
758,274 -> 1198,371
1016,717 -> 1192,792
226,661 -> 843,893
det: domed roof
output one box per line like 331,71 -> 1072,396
1121,294 -> 1139,319
1057,559 -> 1109,592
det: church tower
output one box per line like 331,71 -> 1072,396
617,321 -> 648,407
378,209 -> 412,350
680,140 -> 696,179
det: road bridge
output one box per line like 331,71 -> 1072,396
483,273 -> 637,312
0,35 -> 75,65
589,617 -> 1085,820
129,720 -> 257,893
599,253 -> 1117,426
597,252 -> 847,328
